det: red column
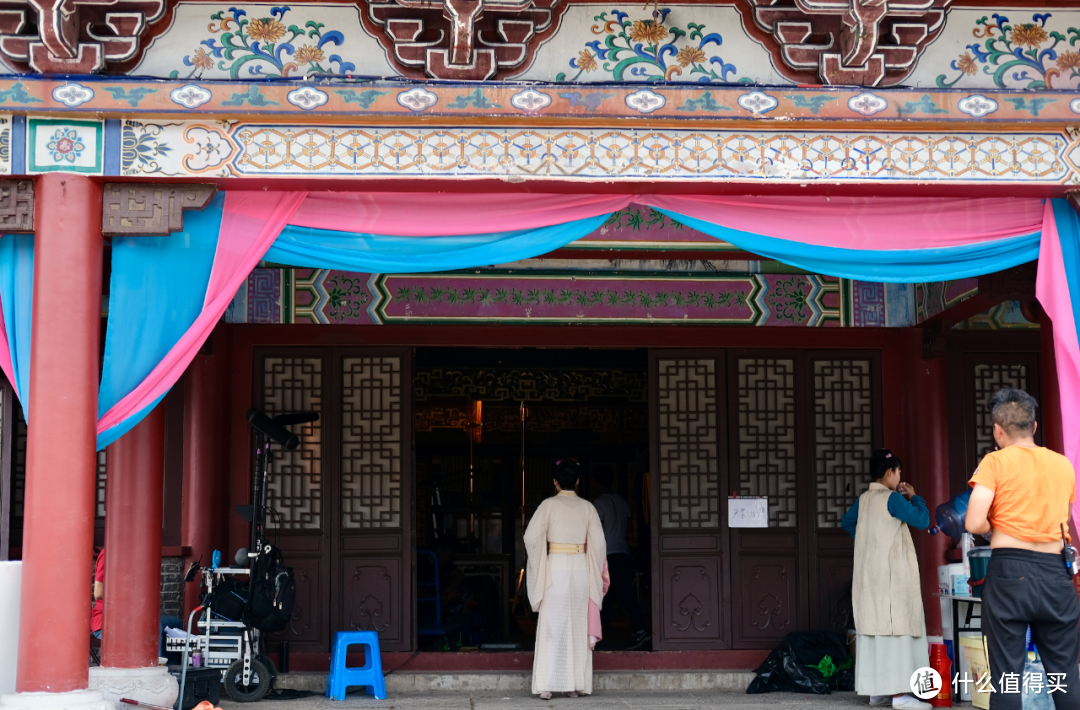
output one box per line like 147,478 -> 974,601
907,332 -> 951,637
101,404 -> 165,668
17,175 -> 103,692
182,329 -> 232,615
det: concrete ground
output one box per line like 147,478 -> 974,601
218,691 -> 939,710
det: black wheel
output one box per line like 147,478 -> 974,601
224,658 -> 272,702
256,653 -> 278,686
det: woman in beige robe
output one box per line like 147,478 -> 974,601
840,449 -> 932,710
524,460 -> 606,699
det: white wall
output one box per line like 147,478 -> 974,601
0,562 -> 20,695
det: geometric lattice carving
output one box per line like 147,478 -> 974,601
0,0 -> 165,74
415,403 -> 646,434
95,449 -> 107,518
737,0 -> 952,87
362,0 -> 563,80
0,181 -> 32,233
736,358 -> 797,528
262,357 -> 323,530
102,183 -> 217,236
10,405 -> 24,535
978,262 -> 1037,303
973,362 -> 1027,464
340,357 -> 402,529
415,368 -> 648,403
813,359 -> 874,528
657,359 -> 719,529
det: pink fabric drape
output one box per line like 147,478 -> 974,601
588,560 -> 610,646
1035,201 -> 1080,523
291,193 -> 633,236
89,189 -> 1076,488
96,191 -> 308,437
641,196 -> 1046,249
0,304 -> 15,400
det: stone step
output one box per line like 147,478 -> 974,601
276,669 -> 755,693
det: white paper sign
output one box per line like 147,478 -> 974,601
728,497 -> 768,528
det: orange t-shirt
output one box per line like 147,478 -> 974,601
969,446 -> 1076,543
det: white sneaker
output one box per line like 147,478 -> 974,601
893,695 -> 932,710
869,696 -> 891,706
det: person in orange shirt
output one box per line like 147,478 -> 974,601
966,388 -> 1080,710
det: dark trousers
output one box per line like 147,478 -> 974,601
604,553 -> 645,635
983,548 -> 1080,710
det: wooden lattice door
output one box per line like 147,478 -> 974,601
807,357 -> 879,637
649,353 -> 729,650
256,347 -> 413,653
728,354 -> 802,648
727,352 -> 880,648
649,349 -> 881,651
947,333 -> 1041,494
331,350 -> 412,652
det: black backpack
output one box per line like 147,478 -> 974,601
246,544 -> 296,633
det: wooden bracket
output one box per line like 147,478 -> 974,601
102,183 -> 217,237
0,180 -> 33,234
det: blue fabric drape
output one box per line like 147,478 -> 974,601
97,193 -> 224,449
0,234 -> 32,412
655,209 -> 1041,282
47,196 -> 1079,452
96,208 -> 606,449
262,215 -> 611,273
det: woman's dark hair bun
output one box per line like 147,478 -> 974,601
870,448 -> 902,480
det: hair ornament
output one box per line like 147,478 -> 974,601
885,453 -> 892,458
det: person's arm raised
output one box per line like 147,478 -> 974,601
965,484 -> 994,536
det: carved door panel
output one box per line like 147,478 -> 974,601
257,348 -> 414,653
257,351 -> 332,654
331,350 -> 413,652
339,556 -> 404,645
737,552 -> 799,641
280,555 -> 326,646
649,353 -> 729,650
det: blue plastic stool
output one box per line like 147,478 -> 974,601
326,630 -> 387,700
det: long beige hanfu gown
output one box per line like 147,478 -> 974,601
524,490 -> 606,696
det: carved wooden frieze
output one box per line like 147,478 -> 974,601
978,262 -> 1037,303
0,180 -> 32,233
101,183 -> 217,237
0,0 -> 165,74
361,0 -> 564,80
737,0 -> 953,87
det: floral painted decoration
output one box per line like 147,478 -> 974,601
47,128 -> 85,163
937,13 -> 1080,90
174,6 -> 356,79
122,121 -> 171,175
557,8 -> 747,83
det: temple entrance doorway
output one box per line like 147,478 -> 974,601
413,346 -> 651,652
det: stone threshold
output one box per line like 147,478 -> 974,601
276,670 -> 756,693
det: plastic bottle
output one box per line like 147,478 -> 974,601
961,533 -> 974,576
930,642 -> 953,707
